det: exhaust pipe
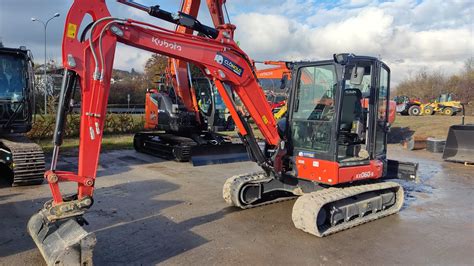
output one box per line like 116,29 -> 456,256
28,211 -> 96,265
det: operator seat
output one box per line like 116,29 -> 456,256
339,88 -> 362,132
338,88 -> 362,160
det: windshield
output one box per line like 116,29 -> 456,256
259,78 -> 287,94
292,64 -> 337,153
0,54 -> 26,101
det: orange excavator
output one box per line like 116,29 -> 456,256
134,0 -> 247,165
28,1 -> 416,264
256,61 -> 291,113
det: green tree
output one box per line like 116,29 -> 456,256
144,54 -> 168,87
394,58 -> 474,104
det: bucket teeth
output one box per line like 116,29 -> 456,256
27,212 -> 96,266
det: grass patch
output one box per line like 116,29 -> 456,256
35,115 -> 471,153
391,115 -> 473,139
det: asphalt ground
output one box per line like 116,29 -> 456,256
0,144 -> 473,265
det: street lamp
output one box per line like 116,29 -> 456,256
31,12 -> 60,115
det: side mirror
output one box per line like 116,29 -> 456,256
350,66 -> 364,85
277,117 -> 287,138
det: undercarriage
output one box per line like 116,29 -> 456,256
134,131 -> 249,165
223,172 -> 404,237
0,135 -> 45,186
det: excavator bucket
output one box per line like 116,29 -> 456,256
27,212 -> 96,266
191,143 -> 250,166
442,124 -> 474,164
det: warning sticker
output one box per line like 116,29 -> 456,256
262,115 -> 268,124
66,23 -> 77,39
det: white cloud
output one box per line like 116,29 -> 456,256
5,0 -> 470,86
232,1 -> 473,85
113,44 -> 153,72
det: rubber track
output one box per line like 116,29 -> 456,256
223,172 -> 296,209
292,181 -> 404,237
136,133 -> 194,162
1,136 -> 45,185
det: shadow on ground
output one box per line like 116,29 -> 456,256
0,177 -> 229,264
89,179 -> 228,264
0,193 -> 49,257
388,127 -> 414,144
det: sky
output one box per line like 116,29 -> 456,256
0,0 -> 472,85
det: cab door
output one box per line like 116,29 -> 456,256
374,63 -> 390,158
288,62 -> 339,162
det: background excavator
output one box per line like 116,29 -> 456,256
256,61 -> 292,121
0,45 -> 45,186
27,1 -> 416,265
133,0 -> 249,165
256,60 -> 291,114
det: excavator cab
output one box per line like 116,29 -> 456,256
287,55 -> 393,181
0,46 -> 44,186
0,47 -> 35,133
193,77 -> 234,131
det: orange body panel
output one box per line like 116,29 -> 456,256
295,156 -> 383,185
256,66 -> 289,79
144,90 -> 158,129
388,100 -> 396,124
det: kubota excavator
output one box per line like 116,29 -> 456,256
133,0 -> 248,165
28,1 -> 416,265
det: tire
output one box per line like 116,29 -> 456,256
424,106 -> 434,115
133,134 -> 144,152
408,105 -> 421,116
443,107 -> 455,116
399,111 -> 409,116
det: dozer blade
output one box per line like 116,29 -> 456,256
191,143 -> 250,166
442,125 -> 474,164
27,212 -> 96,266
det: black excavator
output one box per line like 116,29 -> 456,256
0,46 -> 45,186
134,75 -> 246,166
